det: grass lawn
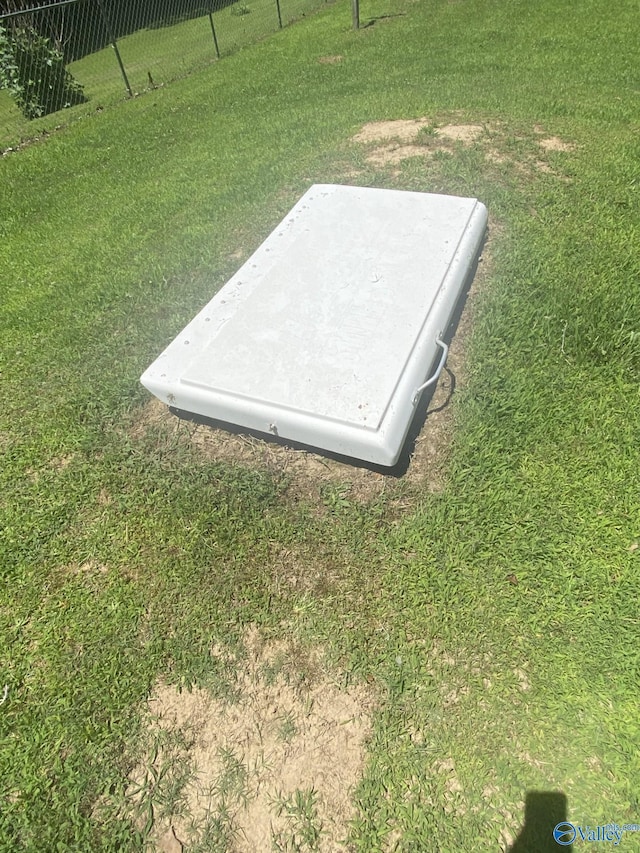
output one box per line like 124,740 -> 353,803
0,0 -> 639,849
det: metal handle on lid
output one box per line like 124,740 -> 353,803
412,336 -> 448,404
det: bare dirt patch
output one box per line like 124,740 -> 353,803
351,117 -> 575,180
538,135 -> 574,152
351,118 -> 432,144
73,559 -> 108,576
129,627 -> 374,852
318,54 -> 343,64
352,118 -> 485,167
363,143 -> 431,167
438,123 -> 483,143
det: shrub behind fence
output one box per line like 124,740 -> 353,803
0,0 -> 327,128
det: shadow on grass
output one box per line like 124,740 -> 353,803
509,791 -> 572,852
361,13 -> 407,28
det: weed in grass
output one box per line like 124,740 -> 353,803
215,745 -> 251,805
277,710 -> 298,744
415,123 -> 438,145
270,788 -> 322,852
320,483 -> 352,514
185,809 -> 239,853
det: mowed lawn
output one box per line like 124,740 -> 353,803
0,0 -> 638,850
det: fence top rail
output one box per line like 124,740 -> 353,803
1,0 -> 84,24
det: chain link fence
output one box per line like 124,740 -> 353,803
0,0 -> 328,144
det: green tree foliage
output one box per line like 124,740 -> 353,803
0,24 -> 86,119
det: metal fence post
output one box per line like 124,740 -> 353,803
95,0 -> 132,97
352,0 -> 359,29
208,4 -> 220,58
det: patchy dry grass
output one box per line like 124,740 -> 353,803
350,116 -> 576,181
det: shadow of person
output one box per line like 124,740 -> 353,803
509,791 -> 572,852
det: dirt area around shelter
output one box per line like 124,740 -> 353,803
128,626 -> 375,852
129,216 -> 495,509
133,366 -> 454,506
131,287 -> 474,507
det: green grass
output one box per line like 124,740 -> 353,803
1,0 -> 639,849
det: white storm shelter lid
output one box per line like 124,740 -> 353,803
141,184 -> 487,466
